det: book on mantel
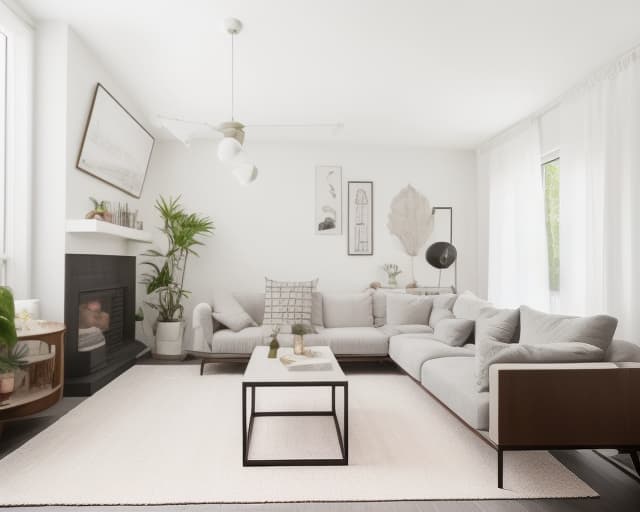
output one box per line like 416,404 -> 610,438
279,351 -> 332,371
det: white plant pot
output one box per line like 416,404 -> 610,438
155,321 -> 183,357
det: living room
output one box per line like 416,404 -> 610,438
0,0 -> 639,510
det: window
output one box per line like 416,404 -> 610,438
0,30 -> 6,286
542,158 -> 559,291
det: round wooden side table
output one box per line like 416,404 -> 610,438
0,322 -> 65,432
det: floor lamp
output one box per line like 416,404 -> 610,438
427,207 -> 457,293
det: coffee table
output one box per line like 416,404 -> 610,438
242,346 -> 348,466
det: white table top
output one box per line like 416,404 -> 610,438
243,346 -> 346,383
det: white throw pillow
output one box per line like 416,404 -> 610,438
476,340 -> 604,391
519,305 -> 618,351
263,277 -> 318,332
386,294 -> 433,326
428,293 -> 457,328
433,318 -> 475,347
323,292 -> 373,328
211,290 -> 257,332
452,291 -> 492,321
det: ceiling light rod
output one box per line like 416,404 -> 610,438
224,18 -> 242,122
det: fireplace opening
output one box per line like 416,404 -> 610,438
78,288 -> 125,352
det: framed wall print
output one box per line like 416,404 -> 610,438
315,165 -> 342,234
348,181 -> 373,255
77,83 -> 155,198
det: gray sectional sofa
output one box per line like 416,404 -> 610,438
192,289 -> 640,487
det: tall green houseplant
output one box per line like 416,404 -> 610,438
0,287 -> 27,401
141,196 -> 214,325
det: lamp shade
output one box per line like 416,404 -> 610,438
233,163 -> 258,185
217,137 -> 242,162
425,242 -> 457,269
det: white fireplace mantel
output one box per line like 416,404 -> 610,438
65,219 -> 153,243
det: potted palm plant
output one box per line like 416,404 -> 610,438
0,287 -> 27,402
140,196 -> 214,358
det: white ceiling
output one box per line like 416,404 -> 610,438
18,0 -> 640,149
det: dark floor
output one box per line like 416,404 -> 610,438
0,359 -> 639,511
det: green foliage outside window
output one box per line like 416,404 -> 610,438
543,160 -> 560,291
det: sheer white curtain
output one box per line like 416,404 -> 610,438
478,120 -> 550,310
558,48 -> 640,341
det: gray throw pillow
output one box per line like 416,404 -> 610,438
211,290 -> 257,332
433,318 -> 475,347
605,339 -> 640,362
474,307 -> 520,384
428,294 -> 457,328
476,341 -> 604,391
386,294 -> 433,326
519,305 -> 617,351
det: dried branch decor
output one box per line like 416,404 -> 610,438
387,185 -> 434,282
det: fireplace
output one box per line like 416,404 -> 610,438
64,254 -> 146,396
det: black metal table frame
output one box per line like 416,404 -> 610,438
242,380 -> 348,466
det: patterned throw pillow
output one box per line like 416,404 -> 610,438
263,278 -> 318,332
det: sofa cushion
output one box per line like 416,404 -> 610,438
235,292 -> 323,327
323,292 -> 373,328
386,294 -> 433,325
433,318 -> 475,347
519,305 -> 618,351
380,324 -> 434,336
372,290 -> 386,327
317,327 -> 387,355
421,356 -> 490,430
389,335 -> 474,380
476,340 -> 604,391
211,327 -> 264,353
211,291 -> 257,332
452,290 -> 492,321
428,293 -> 457,328
263,277 -> 317,332
606,339 -> 640,362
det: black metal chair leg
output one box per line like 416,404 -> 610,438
498,448 -> 504,488
200,359 -> 205,376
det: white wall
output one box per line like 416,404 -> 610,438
140,140 -> 478,343
32,24 -> 151,320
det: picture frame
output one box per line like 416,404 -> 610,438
315,166 -> 342,235
77,83 -> 155,198
347,181 -> 373,255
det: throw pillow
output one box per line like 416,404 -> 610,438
519,305 -> 618,351
605,339 -> 640,362
476,340 -> 604,391
428,293 -> 457,328
433,318 -> 475,347
211,290 -> 257,332
474,307 -> 520,384
386,294 -> 433,326
452,290 -> 493,321
323,292 -> 373,328
263,277 -> 318,332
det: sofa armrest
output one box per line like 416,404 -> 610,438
489,363 -> 640,448
192,303 -> 214,352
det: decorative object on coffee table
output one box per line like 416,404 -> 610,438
347,181 -> 373,255
140,196 -> 214,358
387,185 -> 434,284
382,263 -> 402,288
291,323 -> 312,355
268,326 -> 280,358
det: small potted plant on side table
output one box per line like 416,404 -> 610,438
291,324 -> 313,355
0,287 -> 27,403
140,196 -> 214,359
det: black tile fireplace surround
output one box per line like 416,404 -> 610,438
64,254 -> 146,396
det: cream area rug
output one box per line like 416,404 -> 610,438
0,365 -> 596,505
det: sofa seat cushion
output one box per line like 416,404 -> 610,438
316,327 -> 388,355
211,327 -> 264,354
380,324 -> 434,336
389,335 -> 474,380
421,356 -> 490,430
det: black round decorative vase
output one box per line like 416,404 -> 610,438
426,242 -> 457,269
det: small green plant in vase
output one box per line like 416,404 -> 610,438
0,287 -> 28,402
382,263 -> 402,288
268,325 -> 281,358
291,323 -> 313,355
